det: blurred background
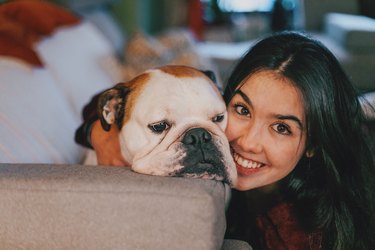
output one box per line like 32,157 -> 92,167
49,0 -> 375,92
1,0 -> 374,164
52,0 -> 375,40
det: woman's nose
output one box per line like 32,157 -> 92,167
237,124 -> 263,154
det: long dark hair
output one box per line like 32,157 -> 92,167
224,31 -> 375,249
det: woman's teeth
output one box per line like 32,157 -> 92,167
233,152 -> 263,169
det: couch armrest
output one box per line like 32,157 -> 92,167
0,164 -> 229,250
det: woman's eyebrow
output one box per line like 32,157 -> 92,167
234,89 -> 252,107
275,115 -> 304,130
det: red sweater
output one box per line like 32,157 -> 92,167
225,190 -> 323,250
255,201 -> 322,250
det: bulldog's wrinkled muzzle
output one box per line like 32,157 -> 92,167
173,128 -> 233,185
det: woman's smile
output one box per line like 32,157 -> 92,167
233,151 -> 265,175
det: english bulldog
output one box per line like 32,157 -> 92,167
86,65 -> 237,186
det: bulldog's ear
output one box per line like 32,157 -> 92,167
97,84 -> 130,131
200,70 -> 217,84
200,70 -> 224,94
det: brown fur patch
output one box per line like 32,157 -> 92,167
159,65 -> 205,78
122,73 -> 150,124
159,65 -> 222,97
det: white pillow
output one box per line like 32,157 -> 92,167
36,21 -> 123,116
0,58 -> 84,163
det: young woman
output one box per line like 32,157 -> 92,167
223,31 -> 375,249
75,31 -> 375,249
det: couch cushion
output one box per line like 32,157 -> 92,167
0,58 -> 84,163
324,13 -> 375,51
0,164 -> 229,250
36,21 -> 122,115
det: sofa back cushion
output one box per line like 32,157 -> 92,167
36,21 -> 121,115
0,59 -> 84,163
0,21 -> 122,164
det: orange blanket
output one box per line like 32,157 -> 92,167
0,0 -> 80,67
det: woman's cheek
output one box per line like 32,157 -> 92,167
225,114 -> 236,141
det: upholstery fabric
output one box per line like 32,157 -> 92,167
0,164 -> 229,250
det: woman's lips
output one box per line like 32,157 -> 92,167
233,152 -> 265,175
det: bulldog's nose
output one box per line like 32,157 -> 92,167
182,128 -> 212,146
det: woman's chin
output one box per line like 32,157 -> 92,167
234,175 -> 258,190
234,165 -> 269,191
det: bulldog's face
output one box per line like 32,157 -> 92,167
98,65 -> 237,186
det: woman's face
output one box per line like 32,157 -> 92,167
226,70 -> 308,191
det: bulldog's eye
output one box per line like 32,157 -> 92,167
148,121 -> 170,134
212,114 -> 224,123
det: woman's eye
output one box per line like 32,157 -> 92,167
234,104 -> 250,117
212,114 -> 224,123
148,121 -> 170,134
272,123 -> 291,135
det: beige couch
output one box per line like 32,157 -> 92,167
0,163 -> 245,250
0,1 -> 251,249
295,0 -> 375,93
